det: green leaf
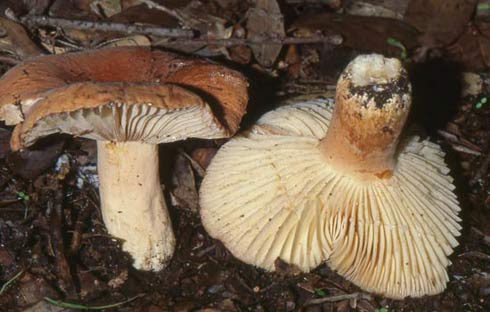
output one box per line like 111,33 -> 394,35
17,191 -> 29,201
478,3 -> 490,11
387,37 -> 407,60
314,288 -> 327,297
476,96 -> 488,109
375,308 -> 390,312
0,270 -> 24,296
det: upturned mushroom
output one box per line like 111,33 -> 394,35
0,47 -> 248,271
199,54 -> 460,298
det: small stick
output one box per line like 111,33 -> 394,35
69,196 -> 95,255
48,188 -> 76,295
164,35 -> 343,47
0,56 -> 20,65
13,14 -> 342,47
19,15 -> 194,38
306,292 -> 372,305
458,251 -> 490,261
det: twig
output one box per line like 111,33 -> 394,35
48,187 -> 76,295
450,144 -> 482,156
458,251 -> 490,261
0,55 -> 20,65
69,197 -> 95,255
19,15 -> 194,38
164,35 -> 343,47
439,129 -> 481,152
13,13 -> 342,47
195,245 -> 216,257
306,292 -> 372,306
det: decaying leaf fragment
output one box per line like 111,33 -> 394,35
246,0 -> 285,67
0,17 -> 42,59
404,0 -> 478,48
292,13 -> 418,56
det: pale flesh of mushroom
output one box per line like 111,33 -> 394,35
200,54 -> 461,298
97,141 -> 174,270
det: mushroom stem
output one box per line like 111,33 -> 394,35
319,55 -> 411,179
97,141 -> 175,271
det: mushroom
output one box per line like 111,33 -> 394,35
0,47 -> 248,271
199,54 -> 460,298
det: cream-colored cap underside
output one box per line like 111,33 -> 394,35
19,102 -> 228,148
200,99 -> 461,299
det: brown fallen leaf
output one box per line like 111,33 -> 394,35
171,151 -> 199,212
273,258 -> 302,277
0,17 -> 43,59
292,13 -> 419,55
7,139 -> 65,180
90,0 -> 123,17
16,272 -> 59,309
49,0 -> 102,20
345,0 -> 408,19
190,147 -> 217,171
107,269 -> 128,288
109,1 -> 183,27
447,22 -> 490,71
246,0 -> 285,67
404,0 -> 478,48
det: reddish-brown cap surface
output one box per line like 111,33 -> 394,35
0,47 -> 248,149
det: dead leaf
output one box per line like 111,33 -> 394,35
0,17 -> 43,59
404,0 -> 478,48
49,0 -> 102,19
246,0 -> 285,67
273,258 -> 302,276
292,13 -> 419,55
447,22 -> 490,71
23,0 -> 53,15
229,44 -> 253,64
107,269 -> 128,288
16,273 -> 59,309
190,147 -> 217,170
110,1 -> 183,27
171,151 -> 199,212
154,0 -> 232,55
7,139 -> 65,180
91,0 -> 123,17
345,0 -> 408,19
96,34 -> 151,47
461,72 -> 483,96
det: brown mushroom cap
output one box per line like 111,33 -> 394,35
0,47 -> 249,272
0,46 -> 248,135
